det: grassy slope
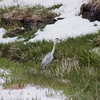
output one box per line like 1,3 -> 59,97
0,4 -> 100,100
0,31 -> 100,100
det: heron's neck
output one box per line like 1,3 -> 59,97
51,40 -> 56,55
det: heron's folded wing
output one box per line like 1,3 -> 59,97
42,52 -> 53,64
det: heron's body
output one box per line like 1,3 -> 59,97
40,38 -> 60,70
41,52 -> 53,69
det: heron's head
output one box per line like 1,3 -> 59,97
55,38 -> 62,43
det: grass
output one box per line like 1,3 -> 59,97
0,31 -> 100,100
0,3 -> 100,100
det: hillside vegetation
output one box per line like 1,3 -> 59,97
0,4 -> 100,100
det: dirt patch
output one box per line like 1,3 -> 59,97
0,8 -> 58,37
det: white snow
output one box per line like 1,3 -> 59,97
0,28 -> 17,43
0,0 -> 100,99
0,68 -> 66,100
30,17 -> 100,41
0,84 -> 66,100
0,68 -> 10,84
0,68 -> 10,94
0,0 -> 100,43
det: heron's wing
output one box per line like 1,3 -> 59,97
42,52 -> 53,64
41,52 -> 53,69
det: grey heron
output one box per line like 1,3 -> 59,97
41,38 -> 61,70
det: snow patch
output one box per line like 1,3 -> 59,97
0,0 -> 100,43
0,84 -> 66,100
0,28 -> 17,43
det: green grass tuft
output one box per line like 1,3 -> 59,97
0,31 -> 100,99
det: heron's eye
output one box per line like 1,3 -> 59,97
55,38 -> 60,40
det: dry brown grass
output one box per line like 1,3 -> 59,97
88,0 -> 100,2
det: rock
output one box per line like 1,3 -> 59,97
6,28 -> 26,37
20,18 -> 57,30
80,1 -> 100,21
